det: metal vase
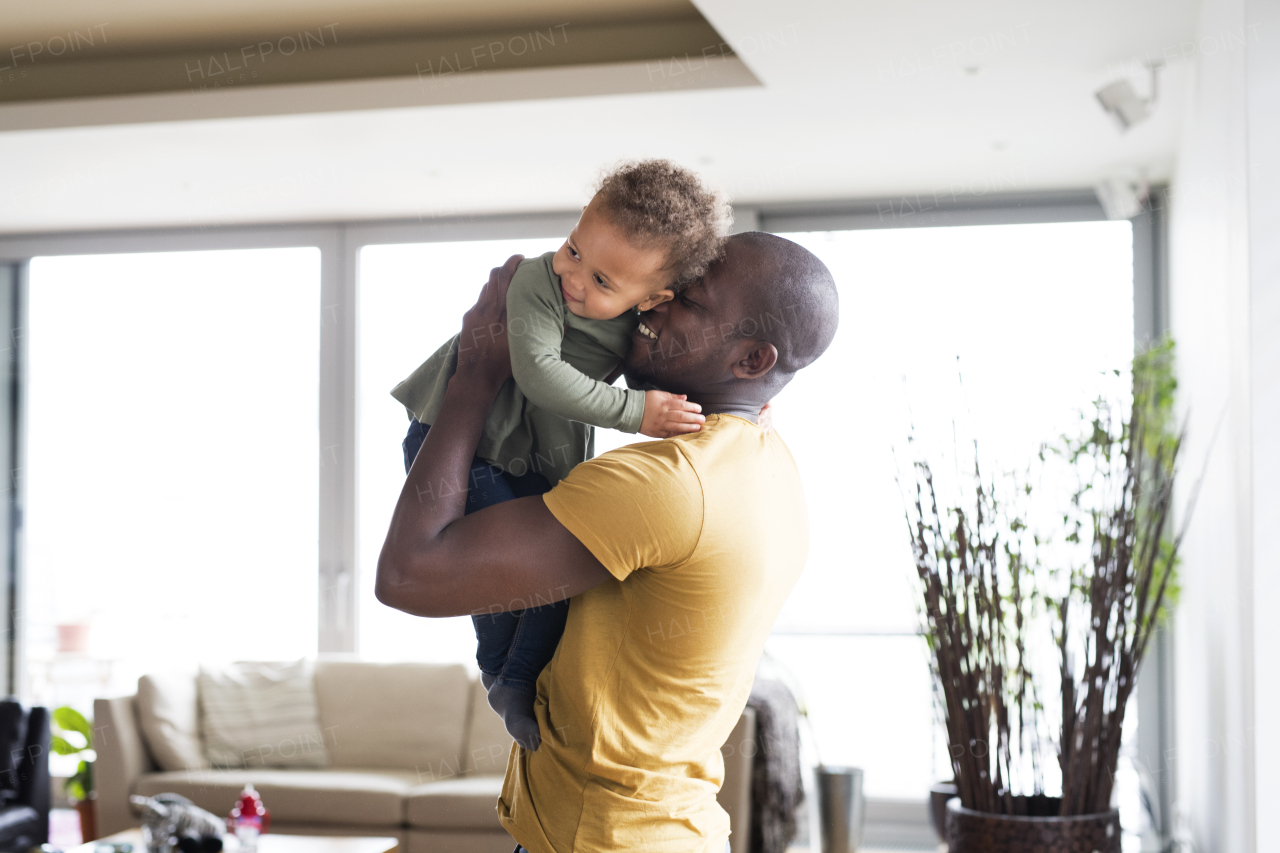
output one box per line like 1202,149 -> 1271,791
817,765 -> 865,853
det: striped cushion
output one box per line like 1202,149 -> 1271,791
198,660 -> 329,769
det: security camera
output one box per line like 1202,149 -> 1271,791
1095,63 -> 1161,131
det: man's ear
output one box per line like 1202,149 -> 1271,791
731,341 -> 778,380
635,289 -> 674,312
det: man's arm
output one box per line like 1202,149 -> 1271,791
375,256 -> 612,619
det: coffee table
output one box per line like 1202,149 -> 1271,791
69,830 -> 399,853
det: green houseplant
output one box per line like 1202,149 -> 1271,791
903,341 -> 1189,853
52,706 -> 97,841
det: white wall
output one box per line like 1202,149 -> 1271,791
1245,0 -> 1280,848
1168,0 -> 1278,850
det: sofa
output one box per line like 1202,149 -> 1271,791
0,701 -> 50,853
96,661 -> 757,853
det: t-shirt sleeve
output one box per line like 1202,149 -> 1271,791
507,260 -> 646,433
542,440 -> 704,581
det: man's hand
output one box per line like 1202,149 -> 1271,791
640,390 -> 705,438
456,255 -> 522,392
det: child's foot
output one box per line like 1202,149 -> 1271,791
486,681 -> 541,751
480,671 -> 497,690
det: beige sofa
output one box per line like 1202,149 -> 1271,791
95,661 -> 757,853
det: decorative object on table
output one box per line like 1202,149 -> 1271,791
0,700 -> 51,851
228,785 -> 270,852
53,705 -> 97,842
745,679 -> 805,853
130,793 -> 224,853
903,340 -> 1192,853
815,766 -> 864,853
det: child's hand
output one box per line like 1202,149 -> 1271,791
640,390 -> 705,438
758,401 -> 774,433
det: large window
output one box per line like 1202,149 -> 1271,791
356,238 -> 563,663
10,210 -> 1138,807
763,221 -> 1134,797
24,248 -> 321,711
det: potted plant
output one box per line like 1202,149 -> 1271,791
903,341 -> 1189,853
52,706 -> 97,842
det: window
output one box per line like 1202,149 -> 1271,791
11,211 -> 1139,806
356,238 -> 563,663
762,221 -> 1134,798
24,248 -> 321,710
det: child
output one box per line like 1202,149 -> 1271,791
392,160 -> 732,749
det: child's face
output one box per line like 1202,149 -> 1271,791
551,197 -> 675,320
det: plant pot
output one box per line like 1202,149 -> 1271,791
57,623 -> 91,655
946,796 -> 1120,853
75,795 -> 98,842
928,782 -> 958,842
816,766 -> 864,853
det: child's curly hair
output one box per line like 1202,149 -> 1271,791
593,159 -> 732,291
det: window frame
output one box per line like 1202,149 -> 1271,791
0,188 -> 1168,837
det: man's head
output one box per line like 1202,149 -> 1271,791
625,232 -> 838,409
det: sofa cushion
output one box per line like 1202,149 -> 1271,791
199,661 -> 328,769
135,767 -> 421,827
136,673 -> 207,771
313,662 -> 471,772
460,678 -> 513,777
405,776 -> 505,830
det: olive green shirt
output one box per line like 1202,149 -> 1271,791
391,252 -> 645,485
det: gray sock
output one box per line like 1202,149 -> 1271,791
486,680 -> 541,751
480,671 -> 497,690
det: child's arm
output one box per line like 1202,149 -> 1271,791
603,364 -> 703,438
508,267 -> 703,437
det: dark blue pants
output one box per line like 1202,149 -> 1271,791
403,419 -> 569,693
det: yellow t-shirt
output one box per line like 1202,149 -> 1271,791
497,414 -> 809,853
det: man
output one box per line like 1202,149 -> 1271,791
377,232 -> 839,853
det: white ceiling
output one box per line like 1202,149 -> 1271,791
0,0 -> 1198,234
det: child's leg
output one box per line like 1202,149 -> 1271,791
484,595 -> 569,750
400,420 -> 564,750
480,468 -> 564,750
402,417 -> 430,474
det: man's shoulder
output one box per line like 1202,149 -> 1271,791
669,415 -> 801,494
573,436 -> 700,490
547,437 -> 703,520
544,436 -> 706,578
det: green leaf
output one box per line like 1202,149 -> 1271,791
51,734 -> 86,755
64,759 -> 93,800
53,706 -> 93,745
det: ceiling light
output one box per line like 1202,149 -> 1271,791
1095,63 -> 1161,131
